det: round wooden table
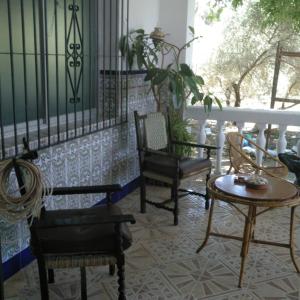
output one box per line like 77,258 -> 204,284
196,174 -> 300,287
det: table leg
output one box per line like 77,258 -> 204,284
196,198 -> 215,253
251,207 -> 256,240
289,206 -> 300,273
238,206 -> 255,288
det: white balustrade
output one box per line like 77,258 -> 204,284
185,106 -> 300,174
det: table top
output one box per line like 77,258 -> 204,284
209,175 -> 299,207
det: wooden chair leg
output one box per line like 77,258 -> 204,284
117,255 -> 126,300
80,267 -> 87,300
140,176 -> 146,213
48,269 -> 54,284
205,172 -> 211,210
109,264 -> 115,276
173,183 -> 179,226
37,257 -> 49,300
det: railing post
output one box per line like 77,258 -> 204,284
216,120 -> 225,174
197,119 -> 207,158
277,124 -> 287,154
236,122 -> 244,134
256,123 -> 266,166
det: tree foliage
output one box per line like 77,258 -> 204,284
203,1 -> 300,107
207,0 -> 300,31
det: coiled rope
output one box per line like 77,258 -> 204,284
0,159 -> 52,224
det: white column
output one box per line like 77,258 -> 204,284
256,123 -> 266,166
277,124 -> 287,154
197,119 -> 207,158
236,122 -> 245,134
216,120 -> 225,174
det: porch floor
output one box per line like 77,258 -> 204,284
4,177 -> 300,299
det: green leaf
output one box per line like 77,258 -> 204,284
180,63 -> 194,77
119,36 -> 127,57
144,68 -> 159,81
195,75 -> 205,85
191,96 -> 198,105
204,95 -> 213,112
152,69 -> 169,85
135,29 -> 145,35
127,48 -> 135,70
214,96 -> 223,110
188,26 -> 195,35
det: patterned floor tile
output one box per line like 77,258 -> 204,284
4,181 -> 300,300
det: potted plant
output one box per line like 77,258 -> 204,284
120,26 -> 221,111
120,27 -> 221,154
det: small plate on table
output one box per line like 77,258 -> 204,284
245,175 -> 269,190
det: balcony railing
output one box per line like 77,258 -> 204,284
185,106 -> 300,174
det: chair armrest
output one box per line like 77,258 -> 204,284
140,148 -> 180,160
171,140 -> 219,150
33,214 -> 136,229
51,184 -> 122,196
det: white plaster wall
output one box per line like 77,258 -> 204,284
128,0 -> 195,64
129,0 -> 160,32
158,0 -> 195,63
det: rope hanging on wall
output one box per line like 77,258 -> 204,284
0,159 -> 52,224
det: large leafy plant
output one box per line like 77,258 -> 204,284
119,27 -> 221,112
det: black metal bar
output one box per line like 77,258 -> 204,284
64,0 -> 69,139
54,0 -> 60,142
20,0 -> 29,144
32,0 -> 41,148
102,0 -> 105,127
7,0 -> 18,155
73,0 -> 77,137
44,0 -> 51,145
109,0 -> 112,127
120,0 -> 124,123
115,0 -> 119,124
88,0 -> 92,132
126,0 -> 129,122
81,0 -> 84,133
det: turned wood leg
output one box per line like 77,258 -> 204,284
37,257 -> 49,300
109,264 -> 116,276
117,255 -> 126,300
196,198 -> 215,253
289,206 -> 300,273
205,172 -> 211,210
173,184 -> 179,226
80,267 -> 87,300
238,206 -> 255,288
48,269 -> 54,284
140,176 -> 146,213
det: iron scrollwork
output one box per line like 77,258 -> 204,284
67,3 -> 83,104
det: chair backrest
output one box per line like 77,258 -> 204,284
144,112 -> 168,150
226,132 -> 288,178
226,132 -> 252,173
134,111 -> 170,152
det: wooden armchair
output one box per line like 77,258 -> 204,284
226,132 -> 288,178
134,110 -> 218,225
7,149 -> 135,300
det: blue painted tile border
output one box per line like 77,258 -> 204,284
2,177 -> 140,281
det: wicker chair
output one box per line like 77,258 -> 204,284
226,132 -> 288,178
134,110 -> 218,225
11,150 -> 135,300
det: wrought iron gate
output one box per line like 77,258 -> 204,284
0,0 -> 129,159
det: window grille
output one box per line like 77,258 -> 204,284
0,0 -> 129,159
